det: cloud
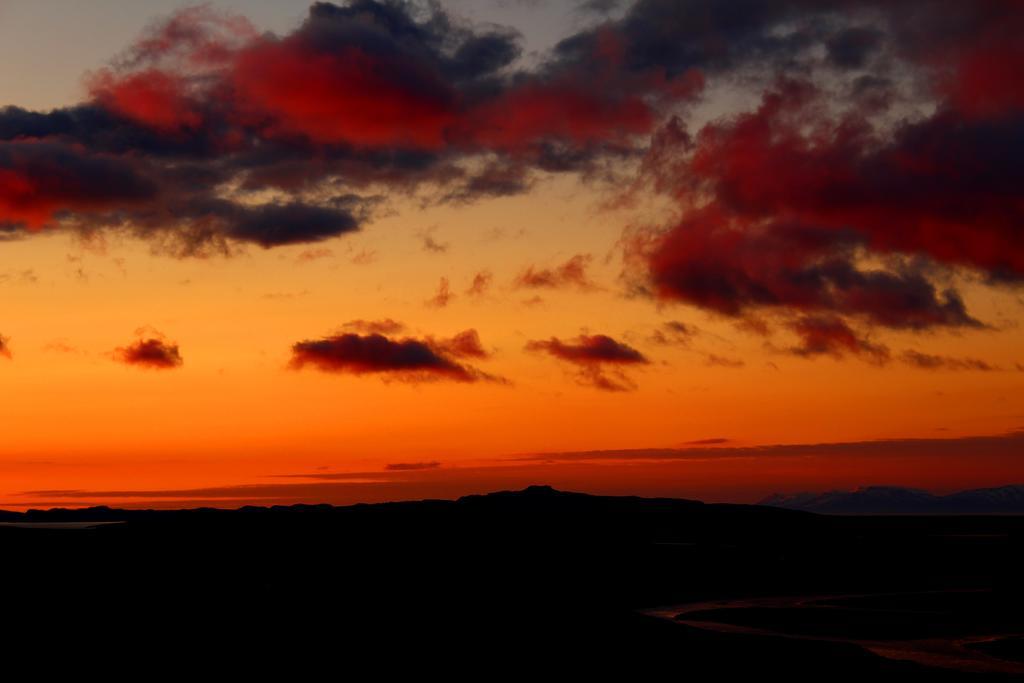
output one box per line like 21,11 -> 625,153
526,334 -> 648,391
349,248 -> 377,265
425,276 -> 454,308
289,330 -> 502,383
604,0 -> 1024,348
521,295 -> 544,308
900,350 -> 999,371
342,318 -> 406,335
0,268 -> 38,285
0,141 -> 155,228
419,227 -> 449,253
632,200 -> 983,332
0,0 -> 701,252
5,0 -> 1015,299
787,316 -> 890,364
262,290 -> 309,300
649,320 -> 697,346
0,333 -> 10,359
826,26 -> 883,69
703,353 -> 744,369
220,201 -> 360,247
295,247 -> 333,263
433,329 -> 489,359
113,336 -> 183,369
385,461 -> 441,471
466,270 -> 492,296
0,0 -> 1020,393
514,254 -> 597,290
43,340 -> 79,354
516,430 -> 1024,464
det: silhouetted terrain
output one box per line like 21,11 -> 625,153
761,485 -> 1024,514
3,486 -> 1023,678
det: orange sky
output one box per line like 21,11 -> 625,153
1,1 -> 1023,509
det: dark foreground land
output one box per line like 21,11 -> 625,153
3,486 -> 1024,679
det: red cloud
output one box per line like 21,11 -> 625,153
0,333 -> 11,359
0,142 -> 155,229
466,79 -> 653,151
623,0 -> 1024,341
631,73 -> 1002,336
917,0 -> 1024,120
89,69 -> 202,133
638,206 -> 979,330
86,5 -> 253,134
231,41 -> 457,149
84,2 -> 699,155
526,334 -> 648,391
114,337 -> 183,369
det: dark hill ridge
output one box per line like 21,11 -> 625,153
761,485 -> 1024,514
3,485 -> 1023,679
0,483 -> 794,523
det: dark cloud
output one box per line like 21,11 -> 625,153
826,26 -> 883,69
576,0 -> 623,14
526,334 -> 648,391
787,316 -> 890,364
551,0 -> 826,81
289,330 -> 503,383
113,337 -> 183,369
0,333 -> 10,359
516,430 -> 1024,463
291,333 -> 471,380
221,201 -> 360,247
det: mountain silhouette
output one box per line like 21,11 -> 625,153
761,485 -> 1024,514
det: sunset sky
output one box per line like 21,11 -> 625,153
1,0 -> 1023,509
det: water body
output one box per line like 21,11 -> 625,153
641,590 -> 1024,675
0,528 -> 124,532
